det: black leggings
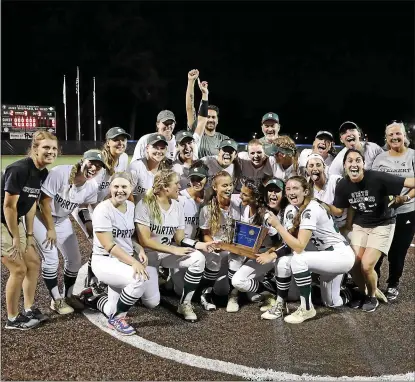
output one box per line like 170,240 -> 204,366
377,210 -> 415,287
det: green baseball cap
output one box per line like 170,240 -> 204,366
264,178 -> 285,191
219,139 -> 238,151
261,112 -> 279,124
105,127 -> 131,140
176,130 -> 194,144
82,149 -> 108,169
147,133 -> 168,146
264,143 -> 279,156
157,110 -> 176,123
188,166 -> 209,179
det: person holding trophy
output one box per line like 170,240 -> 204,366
198,171 -> 243,312
230,178 -> 285,313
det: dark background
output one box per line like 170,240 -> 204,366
1,1 -> 414,144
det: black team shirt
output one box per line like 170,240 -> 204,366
333,170 -> 405,228
1,157 -> 48,225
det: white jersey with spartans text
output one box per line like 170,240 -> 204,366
313,175 -> 347,227
199,198 -> 241,241
178,189 -> 202,239
41,165 -> 98,222
92,199 -> 135,257
132,134 -> 176,162
134,198 -> 185,252
128,158 -> 156,203
299,199 -> 346,251
95,153 -> 129,203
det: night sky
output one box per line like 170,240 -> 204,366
2,1 -> 414,144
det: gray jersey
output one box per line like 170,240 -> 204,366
329,142 -> 383,176
372,148 -> 415,214
197,132 -> 230,158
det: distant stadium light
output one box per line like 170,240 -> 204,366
97,120 -> 102,125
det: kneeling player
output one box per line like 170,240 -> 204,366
90,172 -> 155,336
135,170 -> 217,322
263,176 -> 355,324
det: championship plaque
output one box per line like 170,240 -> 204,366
219,220 -> 269,259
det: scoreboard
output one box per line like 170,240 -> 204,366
1,104 -> 56,139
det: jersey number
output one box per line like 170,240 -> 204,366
161,237 -> 171,245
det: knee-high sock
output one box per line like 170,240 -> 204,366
276,275 -> 291,303
180,270 -> 203,304
198,268 -> 219,295
114,289 -> 140,318
228,269 -> 237,293
64,268 -> 78,297
87,255 -> 97,284
42,269 -> 61,300
294,271 -> 313,310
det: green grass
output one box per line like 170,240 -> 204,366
1,155 -> 133,170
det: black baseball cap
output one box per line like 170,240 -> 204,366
264,178 -> 285,192
315,130 -> 334,141
147,133 -> 168,146
188,166 -> 209,179
176,130 -> 194,144
106,127 -> 131,140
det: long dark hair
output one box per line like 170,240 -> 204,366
240,178 -> 267,226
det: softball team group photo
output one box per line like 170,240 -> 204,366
2,69 -> 414,337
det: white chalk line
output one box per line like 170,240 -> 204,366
74,263 -> 414,381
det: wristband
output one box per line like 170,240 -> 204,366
108,244 -> 116,254
180,238 -> 198,248
26,233 -> 34,237
199,100 -> 208,118
274,244 -> 291,257
78,208 -> 92,224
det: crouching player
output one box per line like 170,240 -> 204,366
90,172 -> 155,336
263,176 -> 355,323
135,170 -> 217,322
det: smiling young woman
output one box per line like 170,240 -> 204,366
34,150 -> 106,315
1,131 -> 58,330
332,148 -> 415,312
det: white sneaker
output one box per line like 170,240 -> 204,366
260,295 -> 277,312
261,301 -> 287,320
177,302 -> 197,322
50,298 -> 74,315
200,293 -> 216,311
284,306 -> 316,324
226,296 -> 239,313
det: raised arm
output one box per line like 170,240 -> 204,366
194,79 -> 209,138
186,69 -> 199,130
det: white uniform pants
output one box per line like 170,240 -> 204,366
33,215 -> 82,276
91,255 -> 159,317
291,243 -> 355,307
147,248 -> 205,273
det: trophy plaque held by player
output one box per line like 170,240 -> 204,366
219,220 -> 269,259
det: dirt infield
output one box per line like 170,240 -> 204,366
1,220 -> 414,381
